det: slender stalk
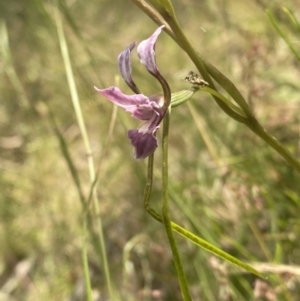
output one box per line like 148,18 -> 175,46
143,154 -> 264,279
161,108 -> 192,301
54,4 -> 114,299
82,216 -> 93,301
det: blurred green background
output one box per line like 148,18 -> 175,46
1,0 -> 300,300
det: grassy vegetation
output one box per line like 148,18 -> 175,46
1,0 -> 300,300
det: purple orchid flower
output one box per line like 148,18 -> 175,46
94,26 -> 171,159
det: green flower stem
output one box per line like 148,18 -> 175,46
82,216 -> 93,301
143,154 -> 264,279
162,108 -> 192,301
144,153 -> 155,212
145,198 -> 264,278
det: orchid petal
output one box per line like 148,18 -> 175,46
128,130 -> 158,159
148,93 -> 164,108
137,25 -> 165,76
94,86 -> 149,108
95,86 -> 158,120
131,105 -> 155,120
118,42 -> 141,94
138,112 -> 162,133
128,112 -> 162,159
